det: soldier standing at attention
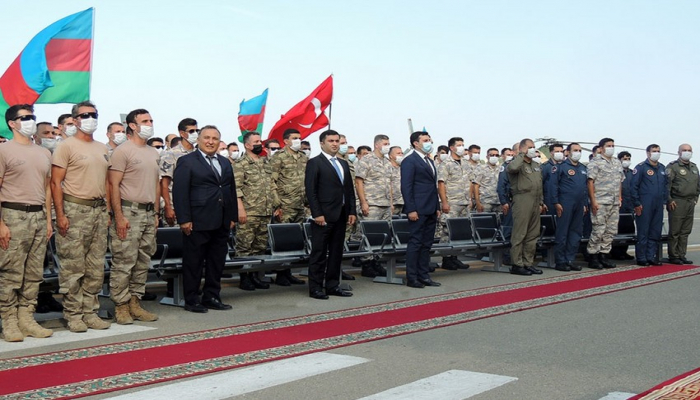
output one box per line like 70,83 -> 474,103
437,137 -> 470,270
51,101 -> 112,332
0,105 -> 53,342
610,151 -> 635,260
507,138 -> 544,276
159,118 -> 198,226
108,109 -> 160,325
631,144 -> 668,266
474,147 -> 502,213
270,128 -> 307,286
666,144 -> 699,265
552,143 -> 587,272
388,146 -> 405,215
542,143 -> 565,216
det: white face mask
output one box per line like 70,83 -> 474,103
470,153 -> 480,162
137,125 -> 154,140
290,138 -> 302,151
41,138 -> 58,151
339,144 -> 348,155
604,146 -> 615,157
532,157 -> 542,164
439,153 -> 449,162
79,118 -> 98,134
488,156 -> 499,165
394,155 -> 404,165
156,147 -> 163,155
269,149 -> 279,157
230,151 -> 240,160
186,132 -> 198,144
552,151 -> 564,161
219,149 -> 229,158
455,146 -> 465,156
570,151 -> 582,162
526,148 -> 537,158
649,151 -> 661,162
65,124 -> 78,137
621,160 -> 631,168
302,149 -> 311,157
680,151 -> 692,162
19,120 -> 37,137
113,132 -> 127,145
381,145 -> 391,155
348,154 -> 357,163
505,155 -> 514,162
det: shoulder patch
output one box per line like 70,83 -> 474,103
633,168 -> 638,175
499,166 -> 505,172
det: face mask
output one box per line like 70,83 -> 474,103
570,151 -> 582,162
302,149 -> 311,157
348,154 -> 357,163
230,151 -> 240,160
269,149 -> 279,157
381,145 -> 391,155
186,132 -> 198,144
79,118 -> 97,134
65,125 -> 78,137
455,146 -> 465,156
439,153 -> 449,162
505,155 -> 514,162
463,153 -> 470,161
552,151 -> 564,161
532,157 -> 542,164
290,139 -> 302,151
621,160 -> 631,168
137,125 -> 154,140
680,151 -> 692,162
395,156 -> 404,165
41,138 -> 57,151
19,120 -> 37,137
339,144 -> 348,155
422,142 -> 433,154
649,152 -> 661,162
604,146 -> 615,157
219,150 -> 229,158
251,144 -> 264,155
113,132 -> 127,145
488,156 -> 499,165
471,153 -> 481,162
156,147 -> 163,155
526,148 -> 537,158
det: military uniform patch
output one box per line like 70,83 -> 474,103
524,167 -> 532,174
568,169 -> 575,176
551,166 -> 557,173
647,169 -> 654,176
680,169 -> 688,176
633,168 -> 638,175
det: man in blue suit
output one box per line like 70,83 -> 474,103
173,125 -> 237,313
401,131 -> 441,288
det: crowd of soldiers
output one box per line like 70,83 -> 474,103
1,101 -> 698,343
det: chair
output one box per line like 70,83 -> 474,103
360,220 -> 404,285
268,223 -> 308,258
470,213 -> 510,272
537,215 -> 557,268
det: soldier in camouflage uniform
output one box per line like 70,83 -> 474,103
235,132 -> 282,290
474,147 -> 503,213
586,138 -> 625,269
159,118 -> 198,226
336,137 -> 359,279
437,137 -> 470,270
270,128 -> 307,285
355,134 -> 393,277
666,143 -> 700,264
388,146 -> 405,215
466,144 -> 482,207
52,101 -> 112,332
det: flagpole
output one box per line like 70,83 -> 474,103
328,102 -> 332,130
88,7 -> 95,101
407,118 -> 414,133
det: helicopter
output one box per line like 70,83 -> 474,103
534,136 -> 676,160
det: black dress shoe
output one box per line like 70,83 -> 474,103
668,257 -> 684,265
636,260 -> 650,266
341,271 -> 356,281
510,266 -> 532,276
554,264 -> 571,272
327,287 -> 353,297
418,279 -> 441,287
407,280 -> 425,288
568,261 -> 582,271
202,298 -> 232,310
623,253 -> 635,260
681,257 -> 693,264
525,266 -> 543,275
239,273 -> 256,291
142,291 -> 158,301
309,290 -> 329,300
441,257 -> 458,270
453,258 -> 470,270
184,303 -> 209,313
649,259 -> 663,266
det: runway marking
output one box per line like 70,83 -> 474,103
105,352 -> 369,400
599,392 -> 636,399
0,324 -> 155,354
358,370 -> 517,399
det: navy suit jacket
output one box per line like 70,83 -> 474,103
172,151 -> 237,231
305,154 -> 357,223
401,150 -> 440,215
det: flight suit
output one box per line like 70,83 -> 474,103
631,159 -> 668,263
507,154 -> 543,268
552,159 -> 588,267
666,159 -> 700,261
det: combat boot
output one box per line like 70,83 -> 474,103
129,296 -> 158,322
114,303 -> 133,325
17,306 -> 52,338
599,253 -> 617,269
588,252 -> 603,269
83,313 -> 111,330
1,309 -> 24,342
67,317 -> 88,333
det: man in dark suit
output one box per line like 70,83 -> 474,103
305,130 -> 357,299
401,131 -> 441,288
172,125 -> 237,312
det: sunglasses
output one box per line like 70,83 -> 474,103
186,129 -> 200,134
14,115 -> 36,121
269,147 -> 281,151
77,112 -> 98,119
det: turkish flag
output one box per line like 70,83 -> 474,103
266,75 -> 333,146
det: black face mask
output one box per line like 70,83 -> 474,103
251,144 -> 263,155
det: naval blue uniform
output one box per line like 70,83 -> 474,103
552,159 -> 588,266
541,159 -> 561,217
631,159 -> 668,263
497,162 -> 512,240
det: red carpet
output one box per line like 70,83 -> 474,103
631,367 -> 700,399
0,264 -> 698,399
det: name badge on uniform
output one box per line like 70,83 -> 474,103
680,169 -> 688,176
568,169 -> 575,176
534,167 -> 541,172
647,170 -> 654,176
524,166 -> 532,174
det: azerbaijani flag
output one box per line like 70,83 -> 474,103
0,8 -> 94,138
238,88 -> 268,137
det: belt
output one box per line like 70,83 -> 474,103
63,194 -> 106,208
1,202 -> 43,212
121,199 -> 155,211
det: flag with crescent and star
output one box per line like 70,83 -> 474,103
266,75 -> 333,146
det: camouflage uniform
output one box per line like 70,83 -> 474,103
234,154 -> 280,256
586,156 -> 624,255
437,158 -> 471,242
338,153 -> 359,240
270,148 -> 307,223
159,143 -> 192,224
390,164 -> 404,215
356,152 -> 393,221
666,159 -> 700,261
474,162 -> 502,213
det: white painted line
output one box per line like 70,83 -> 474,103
358,370 -> 517,400
105,352 -> 370,400
0,324 -> 155,353
598,392 -> 636,400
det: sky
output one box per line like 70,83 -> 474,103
1,0 -> 699,164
